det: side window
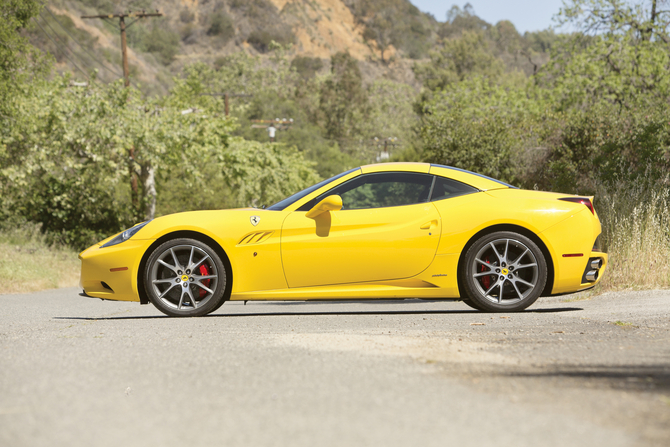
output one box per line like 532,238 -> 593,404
430,177 -> 478,201
298,172 -> 434,211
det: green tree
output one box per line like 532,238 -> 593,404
530,102 -> 670,194
1,72 -> 322,248
0,0 -> 45,77
418,76 -> 548,184
0,0 -> 49,117
414,30 -> 506,93
222,138 -> 320,208
318,52 -> 369,146
177,50 -> 360,177
1,77 -> 135,247
361,79 -> 418,161
438,3 -> 490,39
543,0 -> 670,109
365,7 -> 395,63
350,0 -> 435,59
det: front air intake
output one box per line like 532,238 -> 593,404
238,231 -> 274,245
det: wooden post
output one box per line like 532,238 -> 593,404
224,93 -> 229,117
81,11 -> 163,220
81,11 -> 163,88
119,16 -> 130,87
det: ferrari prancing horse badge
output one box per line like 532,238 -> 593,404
250,215 -> 260,226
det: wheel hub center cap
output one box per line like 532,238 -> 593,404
181,274 -> 189,282
501,268 -> 509,276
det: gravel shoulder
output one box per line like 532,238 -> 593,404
0,288 -> 668,447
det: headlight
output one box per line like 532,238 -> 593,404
101,220 -> 152,248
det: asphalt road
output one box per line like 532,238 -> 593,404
1,288 -> 669,447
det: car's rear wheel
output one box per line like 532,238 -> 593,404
462,231 -> 547,312
145,238 -> 229,317
461,299 -> 486,311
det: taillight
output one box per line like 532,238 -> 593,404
559,197 -> 594,214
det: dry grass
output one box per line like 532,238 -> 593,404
0,225 -> 80,294
595,187 -> 670,292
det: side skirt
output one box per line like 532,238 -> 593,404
231,279 -> 457,301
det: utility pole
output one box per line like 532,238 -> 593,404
372,136 -> 400,162
81,10 -> 163,220
81,10 -> 163,87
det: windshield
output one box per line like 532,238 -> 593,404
266,168 -> 360,211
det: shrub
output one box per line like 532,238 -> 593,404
180,24 -> 197,44
207,11 -> 235,43
419,77 -> 543,185
247,26 -> 295,53
534,103 -> 670,194
179,8 -> 194,23
291,56 -> 323,78
143,25 -> 180,65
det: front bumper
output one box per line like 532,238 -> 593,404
79,239 -> 154,302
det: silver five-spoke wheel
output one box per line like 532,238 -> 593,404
462,231 -> 547,312
145,238 -> 229,317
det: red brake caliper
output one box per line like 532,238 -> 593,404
481,257 -> 491,289
198,264 -> 211,299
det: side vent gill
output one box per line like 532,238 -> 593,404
238,231 -> 274,245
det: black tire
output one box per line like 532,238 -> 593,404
461,299 -> 486,311
144,238 -> 229,317
462,231 -> 547,312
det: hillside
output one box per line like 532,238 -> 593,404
28,0 -> 438,94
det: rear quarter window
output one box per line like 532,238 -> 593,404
430,177 -> 479,201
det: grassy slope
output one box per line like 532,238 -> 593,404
0,226 -> 80,294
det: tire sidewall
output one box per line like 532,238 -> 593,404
462,231 -> 547,312
145,238 -> 228,317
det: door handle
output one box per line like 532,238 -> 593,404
420,220 -> 438,230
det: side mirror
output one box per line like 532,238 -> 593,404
305,195 -> 343,219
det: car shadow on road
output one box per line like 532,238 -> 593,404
54,306 -> 583,320
505,364 -> 670,392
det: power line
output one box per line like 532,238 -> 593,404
38,12 -> 97,74
43,7 -> 124,79
81,11 -> 163,88
33,15 -> 94,84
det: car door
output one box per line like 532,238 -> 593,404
280,172 -> 441,288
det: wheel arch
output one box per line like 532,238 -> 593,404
137,230 -> 233,305
456,224 -> 555,298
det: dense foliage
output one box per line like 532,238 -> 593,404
415,1 -> 670,195
2,0 -> 670,256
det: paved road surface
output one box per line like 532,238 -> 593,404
1,289 -> 669,447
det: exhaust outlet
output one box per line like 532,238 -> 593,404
590,259 -> 602,270
585,270 -> 598,282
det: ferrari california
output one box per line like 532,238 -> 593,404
79,163 -> 607,316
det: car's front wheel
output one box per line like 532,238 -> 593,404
144,238 -> 229,317
462,231 -> 547,312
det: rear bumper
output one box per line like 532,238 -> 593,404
551,250 -> 607,295
538,205 -> 607,295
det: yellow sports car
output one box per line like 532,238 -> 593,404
79,163 -> 607,316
